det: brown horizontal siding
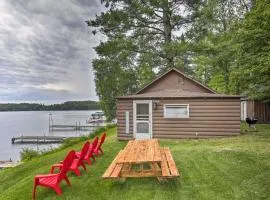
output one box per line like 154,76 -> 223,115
117,98 -> 241,140
153,120 -> 240,125
154,131 -> 239,136
155,113 -> 239,117
118,113 -> 239,118
154,135 -> 237,139
155,116 -> 240,121
152,124 -> 240,128
157,105 -> 240,110
153,128 -> 240,133
117,99 -> 134,140
152,98 -> 240,138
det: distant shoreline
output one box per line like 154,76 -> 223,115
0,100 -> 100,112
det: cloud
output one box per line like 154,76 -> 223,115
0,0 -> 104,103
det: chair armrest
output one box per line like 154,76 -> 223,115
35,173 -> 57,180
50,163 -> 63,173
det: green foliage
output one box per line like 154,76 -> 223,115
88,0 -> 202,120
93,58 -> 138,121
233,0 -> 270,100
0,101 -> 100,112
20,148 -> 39,161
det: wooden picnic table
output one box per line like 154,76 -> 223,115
103,139 -> 180,181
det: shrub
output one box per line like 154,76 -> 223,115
20,148 -> 39,161
106,123 -> 117,129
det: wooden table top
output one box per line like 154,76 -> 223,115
116,139 -> 162,164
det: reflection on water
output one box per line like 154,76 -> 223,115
0,110 -> 100,161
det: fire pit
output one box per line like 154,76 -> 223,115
246,117 -> 258,129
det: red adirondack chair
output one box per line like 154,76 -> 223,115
93,132 -> 106,156
32,150 -> 76,199
75,137 -> 98,165
89,137 -> 99,162
51,141 -> 90,176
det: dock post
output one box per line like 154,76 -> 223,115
49,113 -> 53,132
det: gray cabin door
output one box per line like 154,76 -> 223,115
133,100 -> 152,140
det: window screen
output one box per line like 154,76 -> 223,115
136,103 -> 149,120
164,104 -> 189,118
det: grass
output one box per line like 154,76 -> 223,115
0,124 -> 270,200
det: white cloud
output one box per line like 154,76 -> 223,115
0,0 -> 104,103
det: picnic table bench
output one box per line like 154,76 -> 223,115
103,139 -> 180,181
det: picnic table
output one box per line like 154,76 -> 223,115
103,139 -> 180,181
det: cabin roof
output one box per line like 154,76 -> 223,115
118,68 -> 241,99
136,68 -> 216,94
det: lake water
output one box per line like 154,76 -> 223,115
0,110 -> 100,161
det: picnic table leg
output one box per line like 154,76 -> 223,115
117,178 -> 126,182
140,164 -> 144,175
157,177 -> 168,182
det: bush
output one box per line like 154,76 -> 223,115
106,123 -> 117,129
20,148 -> 39,161
89,124 -> 116,139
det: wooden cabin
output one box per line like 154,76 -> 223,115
117,68 -> 242,140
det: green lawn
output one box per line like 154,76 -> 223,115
1,125 -> 270,200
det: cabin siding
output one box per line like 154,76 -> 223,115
117,99 -> 134,140
152,99 -> 240,139
254,101 -> 270,123
117,98 -> 241,140
242,100 -> 270,123
141,71 -> 213,94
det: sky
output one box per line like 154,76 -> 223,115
0,0 -> 104,104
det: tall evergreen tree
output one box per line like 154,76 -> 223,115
234,0 -> 270,100
189,0 -> 251,93
87,0 -> 201,120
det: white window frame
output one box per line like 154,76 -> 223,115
163,104 -> 190,119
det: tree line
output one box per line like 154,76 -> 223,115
0,101 -> 100,111
87,0 -> 270,120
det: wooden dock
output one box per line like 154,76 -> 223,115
0,161 -> 20,169
49,124 -> 102,131
11,136 -> 69,144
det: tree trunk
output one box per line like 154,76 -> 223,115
224,64 -> 230,94
162,1 -> 174,69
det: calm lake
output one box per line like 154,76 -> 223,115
0,110 -> 100,161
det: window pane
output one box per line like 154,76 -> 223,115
137,122 -> 149,133
165,105 -> 189,118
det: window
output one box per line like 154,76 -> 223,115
164,104 -> 189,118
